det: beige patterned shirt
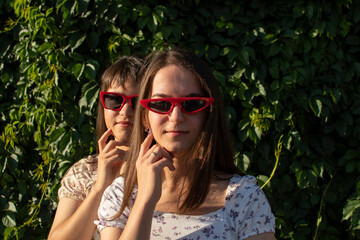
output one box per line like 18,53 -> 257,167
58,155 -> 100,240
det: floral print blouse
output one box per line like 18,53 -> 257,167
58,155 -> 100,240
96,174 -> 275,239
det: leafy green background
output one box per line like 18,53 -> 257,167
1,0 -> 360,239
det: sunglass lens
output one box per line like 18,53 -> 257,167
103,94 -> 124,109
148,101 -> 172,113
182,100 -> 207,112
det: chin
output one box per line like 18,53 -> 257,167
164,145 -> 191,156
114,132 -> 131,142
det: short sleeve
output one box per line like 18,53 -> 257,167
226,175 -> 275,239
58,156 -> 98,201
96,177 -> 133,232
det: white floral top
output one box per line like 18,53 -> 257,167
58,155 -> 100,240
96,174 -> 275,239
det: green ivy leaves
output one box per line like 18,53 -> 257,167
1,0 -> 360,239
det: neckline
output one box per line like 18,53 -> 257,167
153,174 -> 238,217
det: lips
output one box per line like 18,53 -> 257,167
165,130 -> 188,136
117,121 -> 132,127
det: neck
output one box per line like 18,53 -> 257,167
161,156 -> 188,188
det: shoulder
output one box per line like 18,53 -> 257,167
226,174 -> 258,199
225,174 -> 270,215
225,175 -> 275,238
58,155 -> 98,200
62,155 -> 98,177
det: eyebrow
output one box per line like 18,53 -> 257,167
151,93 -> 204,98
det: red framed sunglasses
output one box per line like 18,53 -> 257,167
100,91 -> 138,111
140,97 -> 214,114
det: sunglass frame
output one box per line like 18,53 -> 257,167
100,91 -> 138,111
140,97 -> 214,114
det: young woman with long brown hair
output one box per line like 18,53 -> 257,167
96,48 -> 275,240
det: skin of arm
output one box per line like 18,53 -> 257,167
48,188 -> 106,240
48,129 -> 125,240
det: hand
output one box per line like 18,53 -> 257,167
135,132 -> 175,207
95,129 -> 127,191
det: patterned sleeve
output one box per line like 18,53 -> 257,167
227,175 -> 275,239
58,156 -> 97,201
95,177 -> 132,232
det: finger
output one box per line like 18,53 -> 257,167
146,145 -> 174,165
143,144 -> 161,162
98,129 -> 113,153
103,140 -> 128,153
139,131 -> 154,157
153,157 -> 175,171
151,145 -> 173,161
105,154 -> 125,165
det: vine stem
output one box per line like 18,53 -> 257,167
261,135 -> 283,189
313,174 -> 334,240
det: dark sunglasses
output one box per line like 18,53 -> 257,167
100,91 -> 138,111
140,97 -> 214,114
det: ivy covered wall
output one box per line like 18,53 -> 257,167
1,0 -> 360,239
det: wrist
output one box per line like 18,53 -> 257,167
92,181 -> 110,194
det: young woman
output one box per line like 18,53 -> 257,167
96,48 -> 275,239
48,56 -> 143,240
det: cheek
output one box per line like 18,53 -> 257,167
192,112 -> 207,129
148,113 -> 163,131
104,110 -> 117,125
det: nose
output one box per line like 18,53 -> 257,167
119,100 -> 134,116
168,103 -> 184,123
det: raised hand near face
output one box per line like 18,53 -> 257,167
95,128 -> 128,191
135,132 -> 175,207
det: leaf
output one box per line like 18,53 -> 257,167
269,66 -> 280,79
336,118 -> 347,136
345,161 -> 356,173
238,48 -> 249,65
87,31 -> 99,49
2,214 -> 16,227
238,119 -> 249,131
59,133 -> 72,155
38,42 -> 53,53
257,175 -> 270,188
73,63 -> 85,81
309,98 -> 322,117
343,198 -> 360,221
305,5 -> 314,20
235,152 -> 251,171
137,15 -> 148,30
84,62 -> 96,80
4,227 -> 15,240
49,128 -> 66,144
70,33 -> 86,51
79,80 -> 99,115
330,88 -> 341,103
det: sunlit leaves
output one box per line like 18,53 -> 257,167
1,0 -> 360,239
343,181 -> 360,230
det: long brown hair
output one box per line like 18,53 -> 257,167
120,48 -> 239,215
95,56 -> 143,153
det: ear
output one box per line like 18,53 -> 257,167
142,113 -> 149,131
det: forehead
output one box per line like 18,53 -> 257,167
108,79 -> 138,95
151,65 -> 203,96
